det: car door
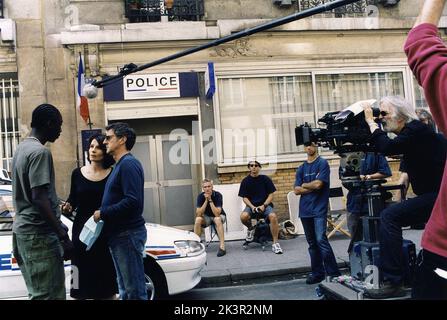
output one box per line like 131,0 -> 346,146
0,213 -> 28,299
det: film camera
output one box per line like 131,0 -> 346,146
295,99 -> 382,178
294,99 -> 381,155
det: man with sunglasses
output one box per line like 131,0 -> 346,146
404,0 -> 447,300
362,96 -> 447,299
93,122 -> 147,300
238,160 -> 283,254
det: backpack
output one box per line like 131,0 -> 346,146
278,220 -> 299,240
253,219 -> 272,243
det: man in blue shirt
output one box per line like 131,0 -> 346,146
93,122 -> 147,300
239,160 -> 283,254
294,142 -> 340,284
195,179 -> 226,257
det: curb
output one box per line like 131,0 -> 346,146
198,261 -> 349,288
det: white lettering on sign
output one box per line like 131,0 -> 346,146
124,73 -> 180,100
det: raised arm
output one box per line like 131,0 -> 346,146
405,0 -> 447,133
414,0 -> 446,27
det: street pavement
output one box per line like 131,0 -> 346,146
199,228 -> 424,287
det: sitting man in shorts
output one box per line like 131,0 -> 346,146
238,161 -> 283,254
194,179 -> 226,257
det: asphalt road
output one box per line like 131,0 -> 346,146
171,276 -> 320,300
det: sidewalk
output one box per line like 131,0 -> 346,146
198,229 -> 424,287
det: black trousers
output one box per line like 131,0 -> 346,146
412,249 -> 447,300
379,192 -> 438,284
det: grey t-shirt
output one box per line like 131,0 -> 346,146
12,138 -> 61,234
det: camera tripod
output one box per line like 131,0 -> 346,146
317,178 -> 414,299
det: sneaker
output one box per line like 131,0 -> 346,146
306,274 -> 325,285
364,282 -> 406,299
217,248 -> 226,257
272,242 -> 283,254
246,228 -> 255,242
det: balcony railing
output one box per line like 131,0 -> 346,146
125,0 -> 204,23
299,0 -> 382,17
0,0 -> 4,19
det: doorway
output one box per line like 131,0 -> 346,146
133,134 -> 199,229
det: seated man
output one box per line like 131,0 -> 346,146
194,179 -> 226,257
238,160 -> 283,254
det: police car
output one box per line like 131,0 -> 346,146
0,189 -> 206,300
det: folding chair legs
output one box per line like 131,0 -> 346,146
205,218 -> 227,247
327,216 -> 351,239
206,224 -> 217,247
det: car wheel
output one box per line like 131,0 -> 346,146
143,258 -> 168,300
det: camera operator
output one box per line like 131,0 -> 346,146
294,142 -> 340,284
238,160 -> 283,254
404,0 -> 447,299
362,96 -> 447,299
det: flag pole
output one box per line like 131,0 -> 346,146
87,116 -> 93,130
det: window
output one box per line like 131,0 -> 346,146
412,76 -> 428,109
125,0 -> 204,23
218,75 -> 313,163
217,70 -> 409,164
0,77 -> 21,171
315,72 -> 404,118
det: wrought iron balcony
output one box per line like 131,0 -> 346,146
0,0 -> 4,19
125,0 -> 204,23
299,0 -> 392,17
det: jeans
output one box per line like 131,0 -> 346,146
108,225 -> 148,300
12,233 -> 66,300
379,193 -> 437,284
301,216 -> 340,279
412,249 -> 447,300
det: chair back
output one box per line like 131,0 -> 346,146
286,191 -> 305,235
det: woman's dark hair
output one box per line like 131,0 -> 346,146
87,133 -> 115,169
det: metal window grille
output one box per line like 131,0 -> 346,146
298,0 -> 380,17
125,0 -> 204,23
0,78 -> 21,171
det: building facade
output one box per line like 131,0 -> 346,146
0,0 -> 442,229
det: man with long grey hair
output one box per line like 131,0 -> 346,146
361,96 -> 447,298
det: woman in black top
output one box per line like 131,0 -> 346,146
62,133 -> 117,299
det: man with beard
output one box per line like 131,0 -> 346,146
362,96 -> 447,298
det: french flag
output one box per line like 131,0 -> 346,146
77,54 -> 90,123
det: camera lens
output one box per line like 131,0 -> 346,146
371,107 -> 381,117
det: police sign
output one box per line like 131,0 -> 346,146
124,73 -> 180,100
